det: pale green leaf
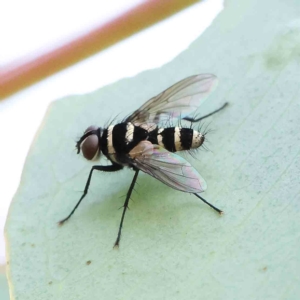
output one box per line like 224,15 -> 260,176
0,266 -> 9,300
5,0 -> 300,299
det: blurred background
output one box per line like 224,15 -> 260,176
0,0 -> 223,290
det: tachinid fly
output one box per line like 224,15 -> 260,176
59,74 -> 228,247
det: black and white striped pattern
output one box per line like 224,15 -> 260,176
101,122 -> 204,156
148,126 -> 204,153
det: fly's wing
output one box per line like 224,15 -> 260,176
126,74 -> 218,125
129,141 -> 207,193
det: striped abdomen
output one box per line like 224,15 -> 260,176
101,122 -> 205,158
148,127 -> 205,153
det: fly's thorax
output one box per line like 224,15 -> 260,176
78,126 -> 102,160
104,122 -> 149,156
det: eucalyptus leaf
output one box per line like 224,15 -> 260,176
5,0 -> 300,299
0,266 -> 9,300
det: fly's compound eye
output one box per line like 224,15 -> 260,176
80,126 -> 100,160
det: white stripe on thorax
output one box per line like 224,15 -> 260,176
174,127 -> 183,151
107,125 -> 115,153
126,122 -> 135,144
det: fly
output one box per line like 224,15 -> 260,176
58,74 -> 228,247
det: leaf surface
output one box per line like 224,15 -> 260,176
5,0 -> 300,299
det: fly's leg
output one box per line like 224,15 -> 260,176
58,164 -> 123,225
183,102 -> 228,122
193,193 -> 223,215
186,103 -> 227,212
114,169 -> 139,248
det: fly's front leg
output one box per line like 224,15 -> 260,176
58,164 -> 123,225
183,102 -> 228,122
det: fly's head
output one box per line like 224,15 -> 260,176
76,126 -> 102,160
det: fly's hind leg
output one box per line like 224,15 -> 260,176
58,164 -> 123,225
183,102 -> 228,122
193,193 -> 223,215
